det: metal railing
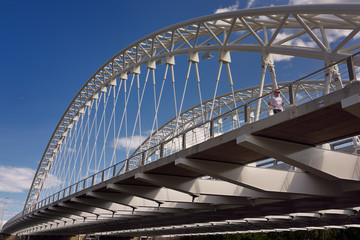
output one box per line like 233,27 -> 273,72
18,51 -> 360,217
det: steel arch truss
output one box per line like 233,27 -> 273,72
125,80 -> 339,172
7,76 -> 360,236
23,4 -> 360,223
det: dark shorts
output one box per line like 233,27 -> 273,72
273,109 -> 282,114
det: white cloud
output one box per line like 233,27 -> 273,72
271,31 -> 316,62
0,166 -> 35,193
215,1 -> 240,14
295,92 -> 306,101
283,6 -> 359,50
258,15 -> 271,21
246,0 -> 256,8
324,29 -> 360,45
42,173 -> 62,189
355,66 -> 360,78
113,135 -> 147,150
66,147 -> 76,153
274,31 -> 317,48
292,38 -> 317,48
272,54 -> 294,62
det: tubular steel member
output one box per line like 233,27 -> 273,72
22,4 -> 360,220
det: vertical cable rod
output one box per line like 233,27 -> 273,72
209,62 -> 223,120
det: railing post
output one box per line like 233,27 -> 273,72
125,159 -> 130,172
210,120 -> 214,138
141,152 -> 146,166
113,165 -> 116,177
160,143 -> 164,158
92,175 -> 95,186
347,56 -> 357,82
244,104 -> 250,124
182,133 -> 186,149
288,83 -> 295,105
101,170 -> 105,182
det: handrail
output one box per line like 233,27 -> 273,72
10,51 -> 360,221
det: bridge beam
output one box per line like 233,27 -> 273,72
175,157 -> 344,197
33,212 -> 73,222
134,173 -> 283,206
40,209 -> 83,222
107,183 -> 192,203
73,193 -> 190,217
23,214 -> 66,228
48,206 -> 95,219
71,197 -> 133,213
86,191 -> 159,208
58,202 -> 110,217
341,93 -> 360,118
134,173 -> 201,197
106,183 -> 234,210
69,197 -> 167,219
86,191 -> 205,212
237,134 -> 360,182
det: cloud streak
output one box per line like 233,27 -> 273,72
0,166 -> 34,193
246,0 -> 256,8
113,135 -> 147,150
214,1 -> 240,14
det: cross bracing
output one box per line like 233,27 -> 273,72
26,76 -> 354,215
4,3 -> 360,237
6,64 -> 360,236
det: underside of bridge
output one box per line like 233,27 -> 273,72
3,3 -> 360,238
4,81 -> 360,238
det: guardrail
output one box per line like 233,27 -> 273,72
18,51 -> 359,217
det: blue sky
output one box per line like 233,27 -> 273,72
0,0 -> 359,226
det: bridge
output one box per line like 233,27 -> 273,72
2,4 -> 360,239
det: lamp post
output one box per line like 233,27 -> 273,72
0,197 -> 8,229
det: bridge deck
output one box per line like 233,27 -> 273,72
187,81 -> 360,166
5,81 -> 360,236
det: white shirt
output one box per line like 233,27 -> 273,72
269,96 -> 283,110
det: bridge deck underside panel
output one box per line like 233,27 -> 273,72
254,102 -> 360,146
189,82 -> 360,164
6,82 -> 360,236
189,141 -> 266,164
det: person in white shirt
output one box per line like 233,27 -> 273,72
268,90 -> 284,114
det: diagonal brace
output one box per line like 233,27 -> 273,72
87,192 -> 158,208
237,134 -> 360,181
135,173 -> 200,197
175,158 -> 343,197
107,183 -> 194,203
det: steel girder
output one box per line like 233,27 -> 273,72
22,3 -> 360,224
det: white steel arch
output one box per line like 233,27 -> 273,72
124,80 -> 339,173
24,4 -> 360,216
